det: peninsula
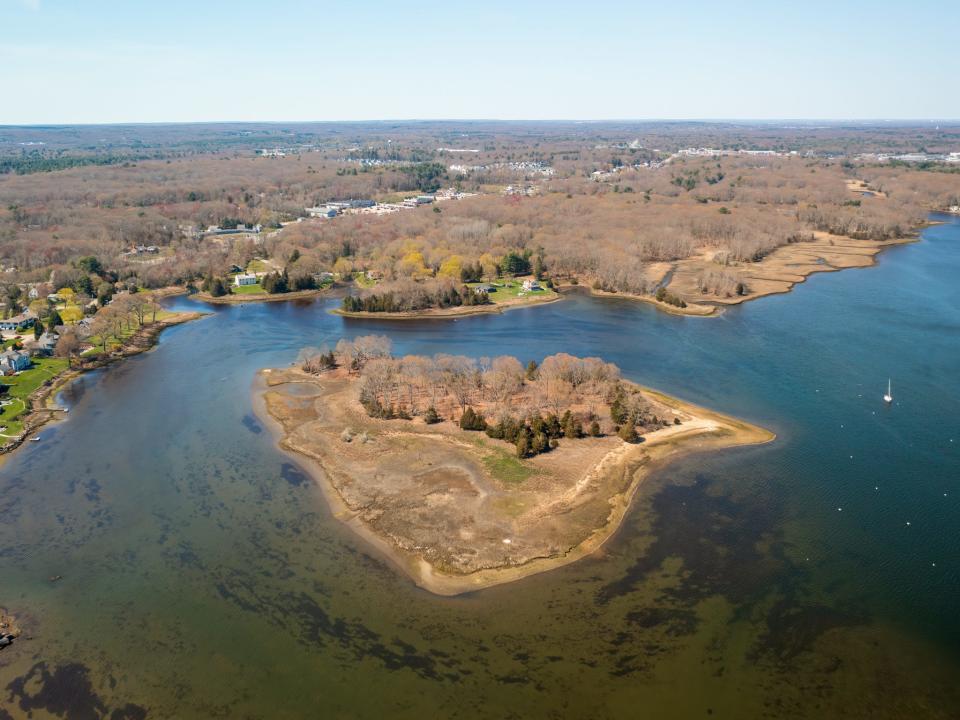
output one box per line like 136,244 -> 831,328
257,336 -> 774,594
333,276 -> 560,319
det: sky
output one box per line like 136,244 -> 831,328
2,0 -> 958,124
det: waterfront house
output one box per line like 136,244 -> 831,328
234,273 -> 258,287
521,279 -> 542,292
0,349 -> 31,374
473,284 -> 495,294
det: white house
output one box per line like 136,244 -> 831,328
234,273 -> 258,287
521,279 -> 542,292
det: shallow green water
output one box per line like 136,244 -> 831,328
1,216 -> 958,718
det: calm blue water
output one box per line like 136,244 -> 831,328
0,216 -> 957,718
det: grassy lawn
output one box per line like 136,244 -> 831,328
352,272 -> 378,289
468,280 -> 556,304
482,446 -> 535,485
246,259 -> 271,273
0,356 -> 69,436
467,436 -> 534,485
231,282 -> 265,295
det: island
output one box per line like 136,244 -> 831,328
256,336 -> 774,594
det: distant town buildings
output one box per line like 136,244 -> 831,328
306,206 -> 339,218
304,189 -> 477,220
675,148 -> 791,158
504,185 -> 538,196
120,245 -> 160,257
855,151 -> 960,164
449,161 -> 556,177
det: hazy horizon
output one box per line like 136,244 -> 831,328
3,118 -> 960,128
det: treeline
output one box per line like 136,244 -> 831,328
262,270 -> 319,293
341,279 -> 490,313
4,133 -> 958,309
273,155 -> 945,303
0,154 -> 130,176
302,341 -> 680,457
399,162 -> 447,192
479,409 -> 598,458
202,269 -> 319,296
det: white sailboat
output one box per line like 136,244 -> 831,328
883,379 -> 893,404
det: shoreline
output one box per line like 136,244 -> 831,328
574,230 -> 921,317
0,310 -> 206,460
193,287 -> 329,305
253,370 -> 774,596
331,292 -> 561,320
332,227 -> 926,323
676,234 -> 920,310
579,286 -> 720,316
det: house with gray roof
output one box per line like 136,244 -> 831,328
0,349 -> 31,374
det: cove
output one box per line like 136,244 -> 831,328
0,216 -> 958,718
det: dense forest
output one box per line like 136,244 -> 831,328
302,336 -> 674,457
1,122 -> 958,314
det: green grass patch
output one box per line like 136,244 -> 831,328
481,446 -> 534,485
468,280 -> 556,304
246,259 -> 270,273
231,282 -> 265,295
0,356 -> 69,435
352,272 -> 378,289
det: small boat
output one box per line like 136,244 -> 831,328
30,437 -> 40,442
883,379 -> 893,404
